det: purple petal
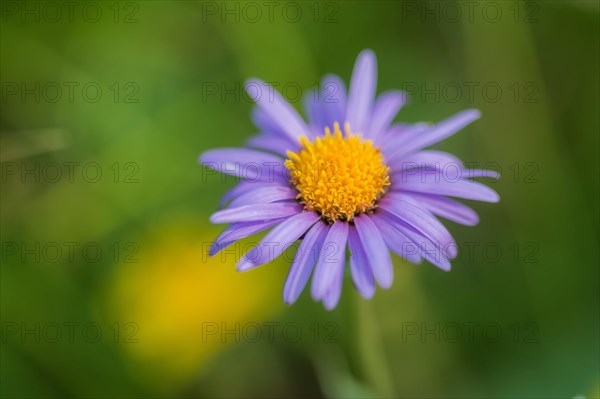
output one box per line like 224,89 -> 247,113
219,181 -> 276,208
200,148 -> 287,182
219,181 -> 255,208
245,79 -> 311,141
346,50 -> 377,134
379,196 -> 457,259
401,192 -> 479,226
465,169 -> 501,180
381,123 -> 431,160
389,150 -> 464,174
304,75 -> 348,137
237,212 -> 320,271
390,109 -> 481,159
303,88 -> 324,139
210,202 -> 302,224
251,107 -> 286,137
228,185 -> 297,208
347,226 -> 376,299
319,74 -> 347,130
398,227 -> 452,271
394,197 -> 466,253
209,218 -> 285,256
369,212 -> 422,264
246,134 -> 299,157
354,214 -> 393,289
322,262 -> 344,310
369,90 -> 407,140
392,173 -> 500,203
378,211 -> 452,271
283,221 -> 329,305
311,222 -> 349,300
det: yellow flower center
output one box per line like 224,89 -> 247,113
285,122 -> 390,222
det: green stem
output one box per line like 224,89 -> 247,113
354,295 -> 396,397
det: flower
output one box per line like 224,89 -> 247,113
106,220 -> 284,387
200,49 -> 500,310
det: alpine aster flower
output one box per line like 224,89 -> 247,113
200,50 -> 499,310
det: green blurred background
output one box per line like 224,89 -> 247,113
1,1 -> 598,398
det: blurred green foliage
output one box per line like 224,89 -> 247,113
1,1 -> 598,398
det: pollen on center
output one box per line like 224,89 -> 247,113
284,122 -> 390,222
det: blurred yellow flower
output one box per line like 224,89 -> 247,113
104,217 -> 285,388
